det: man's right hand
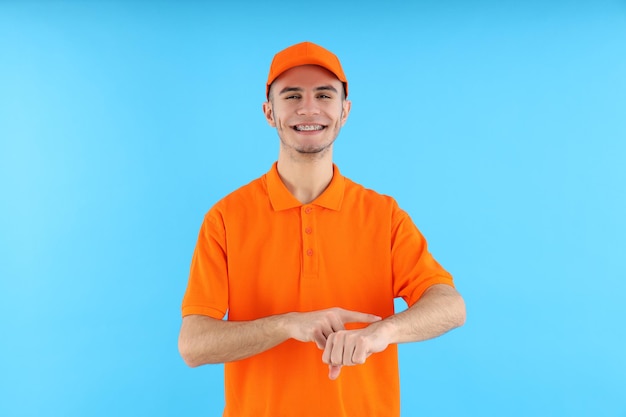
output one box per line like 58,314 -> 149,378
283,308 -> 382,350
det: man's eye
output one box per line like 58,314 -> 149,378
286,95 -> 300,100
318,94 -> 331,99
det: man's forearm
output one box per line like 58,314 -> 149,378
179,314 -> 290,367
380,284 -> 466,344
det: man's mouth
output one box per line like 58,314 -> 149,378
293,124 -> 326,132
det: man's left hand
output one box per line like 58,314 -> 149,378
321,322 -> 391,380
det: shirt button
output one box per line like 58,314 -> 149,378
306,249 -> 313,256
304,207 -> 312,214
305,227 -> 312,234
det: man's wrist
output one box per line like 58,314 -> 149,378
369,317 -> 398,345
261,312 -> 293,341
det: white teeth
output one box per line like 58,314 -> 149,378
296,125 -> 324,131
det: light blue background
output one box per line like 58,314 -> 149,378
1,1 -> 625,416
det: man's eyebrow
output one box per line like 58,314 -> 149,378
315,85 -> 339,93
278,86 -> 303,95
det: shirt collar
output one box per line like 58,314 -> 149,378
265,162 -> 345,211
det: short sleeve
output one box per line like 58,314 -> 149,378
391,206 -> 455,307
181,209 -> 229,319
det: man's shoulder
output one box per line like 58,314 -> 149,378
343,176 -> 399,209
224,174 -> 266,201
206,172 -> 268,217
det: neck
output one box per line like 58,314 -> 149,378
276,152 -> 334,204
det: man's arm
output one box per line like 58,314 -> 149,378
178,308 -> 382,367
322,284 -> 466,379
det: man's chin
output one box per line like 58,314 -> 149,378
279,136 -> 335,158
296,148 -> 325,154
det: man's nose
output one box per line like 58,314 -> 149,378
296,95 -> 320,115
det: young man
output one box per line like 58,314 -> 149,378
179,41 -> 466,417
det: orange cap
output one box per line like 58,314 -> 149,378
266,41 -> 348,99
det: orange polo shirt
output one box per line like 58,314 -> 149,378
182,163 -> 454,417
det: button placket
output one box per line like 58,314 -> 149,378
301,205 -> 318,278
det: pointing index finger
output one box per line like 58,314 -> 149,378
339,310 -> 382,324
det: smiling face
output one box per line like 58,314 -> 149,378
263,65 -> 351,160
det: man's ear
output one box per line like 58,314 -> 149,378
340,99 -> 352,126
262,101 -> 276,127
